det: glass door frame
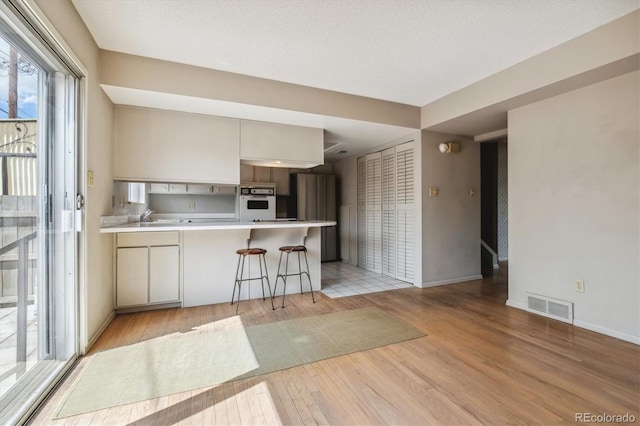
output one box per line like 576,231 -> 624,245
0,0 -> 86,423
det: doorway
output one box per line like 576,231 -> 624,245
480,137 -> 508,275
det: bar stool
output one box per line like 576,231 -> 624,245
273,245 -> 315,308
231,248 -> 275,314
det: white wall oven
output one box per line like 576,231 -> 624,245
238,183 -> 276,221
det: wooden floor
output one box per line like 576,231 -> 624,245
31,265 -> 639,425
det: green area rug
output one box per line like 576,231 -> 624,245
55,307 -> 425,418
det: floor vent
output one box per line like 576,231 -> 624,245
526,293 -> 573,324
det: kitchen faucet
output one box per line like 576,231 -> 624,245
140,209 -> 154,222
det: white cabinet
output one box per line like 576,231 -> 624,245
115,231 -> 180,308
115,106 -> 240,184
149,246 -> 180,303
240,120 -> 323,167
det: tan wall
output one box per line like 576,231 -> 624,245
508,71 -> 639,343
421,131 -> 481,285
99,50 -> 421,129
34,0 -> 115,352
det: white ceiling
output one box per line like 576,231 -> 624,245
72,0 -> 638,158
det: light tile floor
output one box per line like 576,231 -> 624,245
320,261 -> 413,298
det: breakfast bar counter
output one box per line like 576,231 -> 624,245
99,219 -> 335,233
101,220 -> 336,309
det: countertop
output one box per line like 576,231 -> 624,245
100,219 -> 337,233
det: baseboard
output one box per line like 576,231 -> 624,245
84,311 -> 115,355
421,274 -> 483,288
573,320 -> 640,345
506,299 -> 639,345
505,299 -> 526,310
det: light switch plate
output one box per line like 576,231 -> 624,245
87,170 -> 95,187
429,187 -> 439,197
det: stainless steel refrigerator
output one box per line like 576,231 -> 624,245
289,173 -> 338,261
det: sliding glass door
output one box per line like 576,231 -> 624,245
0,2 -> 80,423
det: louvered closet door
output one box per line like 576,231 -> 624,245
357,156 -> 367,268
365,152 -> 382,273
395,142 -> 415,282
381,147 -> 396,278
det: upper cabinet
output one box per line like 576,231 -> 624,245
240,120 -> 323,168
114,106 -> 240,184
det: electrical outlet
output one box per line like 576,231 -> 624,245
575,280 -> 585,293
188,202 -> 196,209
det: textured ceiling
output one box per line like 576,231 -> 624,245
72,0 -> 637,106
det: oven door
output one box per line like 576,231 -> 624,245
239,195 -> 276,221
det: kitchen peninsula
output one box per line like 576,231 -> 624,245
101,220 -> 336,309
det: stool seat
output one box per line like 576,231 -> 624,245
279,245 -> 307,253
236,248 -> 267,255
273,244 -> 315,308
231,247 -> 274,313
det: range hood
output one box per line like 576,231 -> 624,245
240,159 -> 322,169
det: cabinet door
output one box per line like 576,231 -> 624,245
115,106 -> 240,184
187,184 -> 213,194
169,184 -> 188,193
149,183 -> 170,193
212,185 -> 237,195
116,247 -> 149,307
149,246 -> 180,303
271,167 -> 290,195
240,120 -> 323,165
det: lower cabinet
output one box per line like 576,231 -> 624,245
116,247 -> 149,307
149,246 -> 180,303
115,232 -> 180,308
